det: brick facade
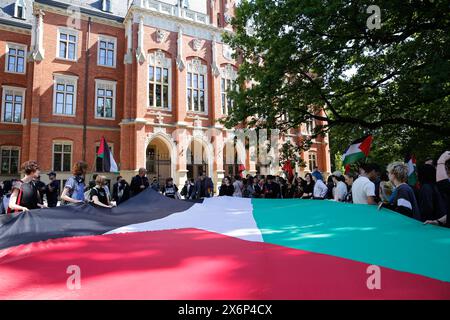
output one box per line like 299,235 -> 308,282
0,0 -> 331,190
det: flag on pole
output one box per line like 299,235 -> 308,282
282,160 -> 294,181
238,164 -> 246,178
342,135 -> 373,168
405,154 -> 418,186
97,137 -> 119,173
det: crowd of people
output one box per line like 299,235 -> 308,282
1,151 -> 449,228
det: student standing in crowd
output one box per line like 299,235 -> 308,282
195,173 -> 214,199
162,178 -> 179,199
233,175 -> 243,197
1,180 -> 14,214
180,178 -> 196,199
130,168 -> 149,197
343,172 -> 357,203
150,177 -> 160,192
312,175 -> 328,199
325,175 -> 335,199
379,162 -> 420,220
89,175 -> 114,208
9,161 -> 46,212
425,151 -> 450,227
219,176 -> 235,196
417,164 -> 446,221
112,176 -> 130,205
264,175 -> 281,199
45,172 -> 60,207
301,173 -> 315,199
60,161 -> 88,205
34,175 -> 46,205
332,171 -> 348,202
352,163 -> 378,205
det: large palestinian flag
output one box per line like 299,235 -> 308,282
1,189 -> 450,299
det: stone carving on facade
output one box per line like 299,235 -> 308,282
176,25 -> 185,71
211,33 -> 220,77
192,38 -> 202,51
155,29 -> 168,43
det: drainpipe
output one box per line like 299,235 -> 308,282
82,17 -> 92,161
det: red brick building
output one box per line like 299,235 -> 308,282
0,0 -> 330,190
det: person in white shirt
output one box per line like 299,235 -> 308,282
312,175 -> 328,199
332,171 -> 348,202
352,163 -> 379,205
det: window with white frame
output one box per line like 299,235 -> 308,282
53,75 -> 77,116
53,142 -> 72,172
0,146 -> 20,174
57,28 -> 78,60
305,118 -> 315,135
14,0 -> 25,19
5,43 -> 26,74
148,51 -> 171,109
98,36 -> 116,67
95,80 -> 116,119
102,0 -> 112,12
1,86 -> 25,123
308,152 -> 317,172
187,58 -> 207,113
220,64 -> 237,115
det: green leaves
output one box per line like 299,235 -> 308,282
224,0 -> 450,165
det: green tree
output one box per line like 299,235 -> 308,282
223,0 -> 450,165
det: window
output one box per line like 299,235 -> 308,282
308,153 -> 317,172
220,64 -> 237,115
5,43 -> 26,74
95,143 -> 113,172
57,28 -> 78,60
14,0 -> 25,19
53,75 -> 78,116
187,58 -> 207,113
1,86 -> 25,123
53,142 -> 72,172
305,119 -> 315,135
0,147 -> 20,174
148,51 -> 171,109
102,0 -> 112,12
95,80 -> 116,119
98,36 -> 116,67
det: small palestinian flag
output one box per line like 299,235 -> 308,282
282,160 -> 294,181
342,135 -> 373,167
97,137 -> 119,173
405,154 -> 418,186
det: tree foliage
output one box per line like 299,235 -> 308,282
222,0 -> 450,166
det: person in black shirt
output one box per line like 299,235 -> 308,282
425,151 -> 450,227
45,172 -> 60,207
264,175 -> 281,199
89,175 -> 113,208
301,173 -> 315,199
112,176 -> 130,205
9,161 -> 46,213
130,168 -> 149,197
34,175 -> 46,205
379,162 -> 420,220
219,176 -> 235,196
417,164 -> 446,221
162,178 -> 179,199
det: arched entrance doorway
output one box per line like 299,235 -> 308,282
186,139 -> 210,179
146,137 -> 172,186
